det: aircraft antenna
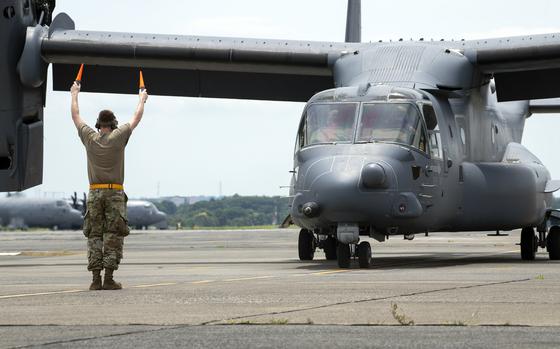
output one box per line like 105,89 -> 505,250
345,0 -> 361,43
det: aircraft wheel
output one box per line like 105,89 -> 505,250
298,229 -> 315,261
357,241 -> 372,268
520,227 -> 536,260
324,236 -> 337,260
547,227 -> 560,260
337,243 -> 351,268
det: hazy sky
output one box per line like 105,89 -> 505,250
28,0 -> 560,199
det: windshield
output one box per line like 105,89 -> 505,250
357,103 -> 421,145
305,103 -> 358,145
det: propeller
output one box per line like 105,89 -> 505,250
70,192 -> 79,210
81,192 -> 87,215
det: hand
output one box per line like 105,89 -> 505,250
139,89 -> 148,103
71,82 -> 81,96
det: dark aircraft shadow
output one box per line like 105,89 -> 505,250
292,252 -> 556,271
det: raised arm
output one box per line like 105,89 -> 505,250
70,82 -> 85,129
130,90 -> 148,131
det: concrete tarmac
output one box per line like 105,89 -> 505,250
0,229 -> 559,348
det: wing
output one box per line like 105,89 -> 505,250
456,34 -> 560,101
44,14 -> 362,102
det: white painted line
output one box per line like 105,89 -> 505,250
130,282 -> 177,289
191,280 -> 215,284
0,289 -> 84,299
224,276 -> 276,282
0,252 -> 21,256
310,270 -> 351,276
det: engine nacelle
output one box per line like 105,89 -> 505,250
0,0 -> 51,191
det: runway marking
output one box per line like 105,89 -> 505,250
224,276 -> 276,282
310,270 -> 351,276
130,282 -> 177,288
0,252 -> 21,256
0,289 -> 84,299
191,280 -> 215,284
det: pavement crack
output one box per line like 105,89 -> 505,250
200,278 -> 531,325
8,326 -> 182,349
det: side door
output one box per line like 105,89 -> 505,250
419,103 -> 444,210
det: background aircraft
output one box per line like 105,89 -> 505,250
0,195 -> 83,230
68,193 -> 168,230
126,200 -> 168,230
0,194 -> 167,230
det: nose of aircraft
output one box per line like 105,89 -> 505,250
301,162 -> 396,220
294,155 -> 423,226
157,211 -> 167,222
72,210 -> 84,228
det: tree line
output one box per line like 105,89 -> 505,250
153,195 -> 290,228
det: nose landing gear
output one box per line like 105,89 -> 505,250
337,243 -> 351,268
336,241 -> 372,269
357,241 -> 372,268
323,236 -> 337,260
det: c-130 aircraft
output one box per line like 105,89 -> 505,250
3,0 -> 560,267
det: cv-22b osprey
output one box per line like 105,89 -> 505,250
3,0 -> 560,267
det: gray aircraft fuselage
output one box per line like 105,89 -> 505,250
0,197 -> 167,230
290,43 -> 552,240
0,197 -> 83,230
126,200 -> 167,230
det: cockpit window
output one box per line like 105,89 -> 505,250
357,103 -> 421,145
304,103 -> 358,145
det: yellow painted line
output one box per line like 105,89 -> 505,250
191,280 -> 215,284
0,289 -> 84,299
224,276 -> 276,282
310,270 -> 351,276
130,282 -> 177,288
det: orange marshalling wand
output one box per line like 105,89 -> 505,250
139,70 -> 145,90
75,64 -> 84,84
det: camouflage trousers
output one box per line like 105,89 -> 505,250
83,189 -> 130,271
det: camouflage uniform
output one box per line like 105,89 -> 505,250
83,189 -> 130,271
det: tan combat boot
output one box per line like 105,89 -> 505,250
102,268 -> 122,290
89,270 -> 102,290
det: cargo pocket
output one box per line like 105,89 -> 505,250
117,214 -> 130,237
83,210 -> 91,238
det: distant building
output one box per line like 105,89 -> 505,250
148,196 -> 215,207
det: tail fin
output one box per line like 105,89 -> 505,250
345,0 -> 361,43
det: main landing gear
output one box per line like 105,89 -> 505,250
298,229 -> 315,261
520,226 -> 560,260
520,227 -> 537,260
547,226 -> 560,260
